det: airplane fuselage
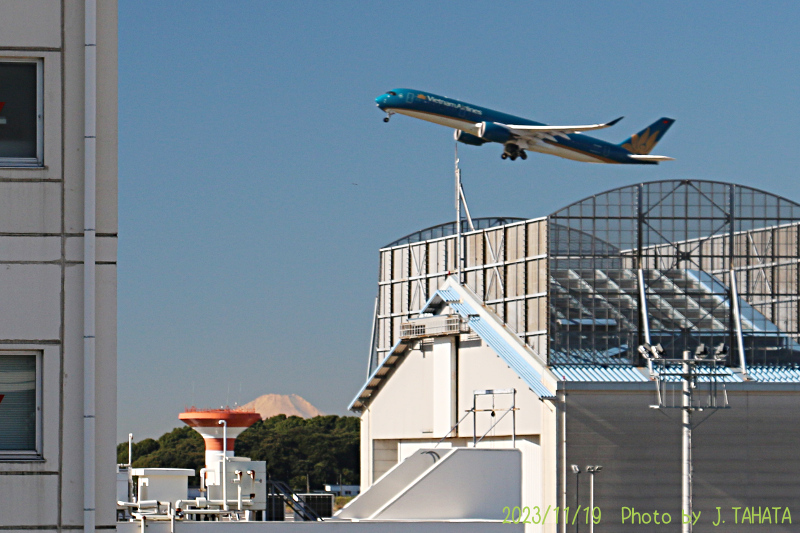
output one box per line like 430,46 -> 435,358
376,89 -> 671,164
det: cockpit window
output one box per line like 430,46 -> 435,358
387,91 -> 397,96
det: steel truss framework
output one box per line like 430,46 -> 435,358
550,180 -> 800,366
371,180 -> 800,375
372,217 -> 548,374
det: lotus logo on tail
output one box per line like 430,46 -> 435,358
622,127 -> 660,155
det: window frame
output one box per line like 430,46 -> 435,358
0,350 -> 43,460
0,58 -> 44,168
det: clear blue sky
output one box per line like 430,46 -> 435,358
118,0 -> 800,440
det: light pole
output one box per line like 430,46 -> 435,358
571,465 -> 581,533
638,342 -> 729,533
218,419 -> 228,511
586,466 -> 602,533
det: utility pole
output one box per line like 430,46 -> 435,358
681,350 -> 692,533
639,343 -> 730,533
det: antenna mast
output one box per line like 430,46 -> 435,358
454,138 -> 474,285
455,143 -> 462,283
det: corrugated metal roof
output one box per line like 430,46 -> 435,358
551,365 -> 649,382
549,363 -> 800,384
655,364 -> 743,383
349,285 -> 556,411
467,316 -> 556,399
448,301 -> 473,317
747,365 -> 800,382
435,286 -> 554,400
437,288 -> 461,303
418,287 -> 461,315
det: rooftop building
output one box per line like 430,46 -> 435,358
350,179 -> 800,532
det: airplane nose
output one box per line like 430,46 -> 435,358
375,95 -> 385,108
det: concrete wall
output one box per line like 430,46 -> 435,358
365,337 -> 544,443
371,448 -> 521,520
564,386 -> 800,532
0,0 -> 117,530
457,340 -> 543,438
359,328 -> 556,531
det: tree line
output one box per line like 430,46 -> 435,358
117,414 -> 359,491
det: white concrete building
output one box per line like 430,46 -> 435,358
349,180 -> 800,532
0,1 -> 117,531
347,278 -> 558,527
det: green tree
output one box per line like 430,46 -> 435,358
117,415 -> 360,491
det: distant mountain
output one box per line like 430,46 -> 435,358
241,393 -> 324,420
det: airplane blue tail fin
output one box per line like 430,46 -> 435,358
619,118 -> 675,155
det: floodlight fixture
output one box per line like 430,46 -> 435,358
586,465 -> 603,473
695,343 -> 708,358
571,465 -> 581,533
638,342 -> 664,360
714,343 -> 729,360
650,343 -> 664,359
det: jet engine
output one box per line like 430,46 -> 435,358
454,129 -> 487,146
477,122 -> 512,144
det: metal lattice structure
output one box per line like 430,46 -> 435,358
550,180 -> 800,366
372,180 -> 800,374
373,217 -> 548,374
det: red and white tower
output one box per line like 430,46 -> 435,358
179,407 -> 261,471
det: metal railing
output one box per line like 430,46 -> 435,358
267,480 -> 322,521
400,315 -> 463,339
436,389 -> 517,447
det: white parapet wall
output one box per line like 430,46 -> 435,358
132,468 -> 194,505
116,521 -> 523,533
336,449 -> 444,520
337,447 -> 521,521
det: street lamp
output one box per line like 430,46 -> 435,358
571,465 -> 581,533
586,466 -> 603,533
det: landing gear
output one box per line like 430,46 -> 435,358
501,143 -> 526,161
383,117 -> 390,123
383,111 -> 394,123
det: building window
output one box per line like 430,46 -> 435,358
0,352 -> 41,457
0,60 -> 43,167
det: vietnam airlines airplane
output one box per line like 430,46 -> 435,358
375,89 -> 675,164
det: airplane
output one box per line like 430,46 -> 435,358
375,89 -> 675,164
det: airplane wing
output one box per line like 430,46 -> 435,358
504,116 -> 624,142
